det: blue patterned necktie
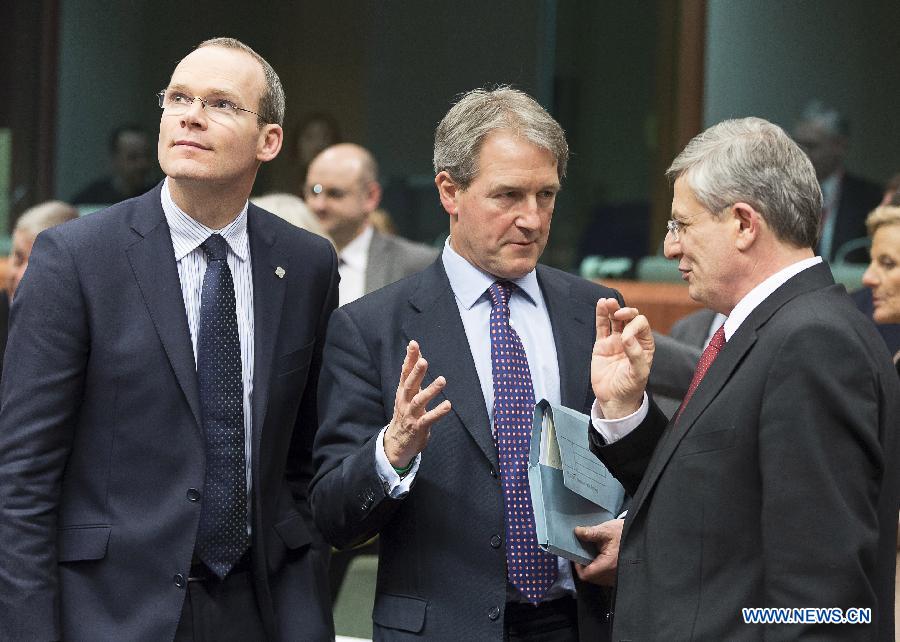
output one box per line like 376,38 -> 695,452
195,234 -> 249,578
488,281 -> 558,603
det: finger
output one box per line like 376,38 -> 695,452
574,524 -> 610,543
401,357 -> 429,402
610,306 -> 640,323
621,316 -> 652,362
418,399 -> 452,429
399,341 -> 419,383
408,375 -> 447,415
595,299 -> 616,340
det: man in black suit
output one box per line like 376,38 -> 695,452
579,117 -> 900,639
792,101 -> 882,263
0,38 -> 336,640
311,87 -> 617,640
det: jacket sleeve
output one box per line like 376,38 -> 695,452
309,306 -> 406,549
0,229 -> 89,640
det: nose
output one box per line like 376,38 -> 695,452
515,197 -> 542,231
180,97 -> 208,128
306,190 -> 327,215
663,233 -> 680,259
862,263 -> 878,288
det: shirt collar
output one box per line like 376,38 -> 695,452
339,224 -> 374,271
440,236 -> 540,309
722,256 -> 822,340
161,178 -> 250,262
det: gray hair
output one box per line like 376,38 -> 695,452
14,201 -> 78,237
197,37 -> 285,127
667,117 -> 822,249
433,86 -> 568,189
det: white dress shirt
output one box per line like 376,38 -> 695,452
376,237 -> 575,600
161,179 -> 255,522
591,256 -> 823,443
338,224 -> 373,306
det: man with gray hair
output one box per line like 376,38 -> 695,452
0,200 -> 78,374
792,101 -> 882,262
311,87 -> 619,640
581,117 -> 900,639
0,37 -> 336,639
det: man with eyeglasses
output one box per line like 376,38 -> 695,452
0,37 -> 337,640
304,143 -> 437,306
581,117 -> 900,640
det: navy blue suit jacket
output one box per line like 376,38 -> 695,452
0,184 -> 338,640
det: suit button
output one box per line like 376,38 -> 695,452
490,534 -> 502,549
186,488 -> 201,502
490,469 -> 499,479
488,605 -> 501,621
174,573 -> 186,588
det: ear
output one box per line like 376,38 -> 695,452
364,180 -> 383,212
731,201 -> 763,251
257,124 -> 283,163
435,171 -> 460,218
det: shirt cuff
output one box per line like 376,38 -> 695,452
375,426 -> 420,498
590,393 -> 649,444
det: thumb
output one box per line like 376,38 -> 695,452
574,524 -> 609,543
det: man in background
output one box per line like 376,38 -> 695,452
792,101 -> 882,262
0,200 -> 78,374
304,143 -> 437,305
71,124 -> 155,206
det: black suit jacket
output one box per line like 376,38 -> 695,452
311,258 -> 620,641
0,185 -> 338,640
592,263 -> 900,640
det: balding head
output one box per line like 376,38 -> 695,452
303,143 -> 382,250
9,201 -> 79,299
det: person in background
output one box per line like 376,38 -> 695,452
304,143 -> 437,306
251,191 -> 331,241
71,125 -> 155,206
292,111 -> 342,194
0,200 -> 78,374
861,201 -> 900,641
791,101 -> 882,263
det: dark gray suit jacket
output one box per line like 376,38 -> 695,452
311,258 -> 620,641
0,185 -> 338,641
364,230 -> 438,295
592,263 -> 900,640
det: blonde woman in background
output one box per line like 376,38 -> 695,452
861,200 -> 900,639
251,192 -> 332,244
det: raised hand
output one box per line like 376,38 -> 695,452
591,298 -> 654,419
384,340 -> 452,468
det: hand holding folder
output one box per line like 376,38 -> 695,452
528,399 -> 625,566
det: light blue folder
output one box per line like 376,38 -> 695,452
528,399 -> 625,565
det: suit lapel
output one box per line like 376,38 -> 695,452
403,261 -> 497,470
125,187 -> 202,433
627,262 -> 836,521
538,266 -> 595,410
248,206 -> 289,449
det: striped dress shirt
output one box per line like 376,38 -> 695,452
161,179 -> 255,524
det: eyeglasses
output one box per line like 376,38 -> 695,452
666,218 -> 684,241
157,89 -> 264,123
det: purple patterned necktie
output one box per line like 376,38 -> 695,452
488,281 -> 557,603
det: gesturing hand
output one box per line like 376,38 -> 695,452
574,518 -> 624,586
591,298 -> 654,419
384,340 -> 452,468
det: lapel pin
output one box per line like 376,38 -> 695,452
275,266 -> 286,279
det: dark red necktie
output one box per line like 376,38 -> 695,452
675,325 -> 726,423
